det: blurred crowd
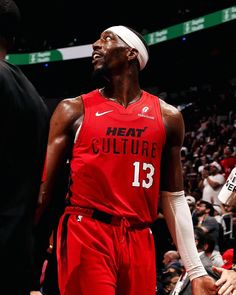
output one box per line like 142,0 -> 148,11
153,80 -> 236,295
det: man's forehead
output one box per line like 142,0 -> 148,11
100,30 -> 130,48
102,25 -> 149,70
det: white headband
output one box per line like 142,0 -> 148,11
104,25 -> 149,71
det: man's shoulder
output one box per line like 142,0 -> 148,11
214,173 -> 226,182
199,252 -> 213,268
53,96 -> 84,121
0,59 -> 26,86
159,98 -> 179,112
158,99 -> 183,126
0,59 -> 20,72
0,60 -> 13,79
195,252 -> 218,279
158,98 -> 184,136
205,215 -> 218,224
0,60 -> 20,94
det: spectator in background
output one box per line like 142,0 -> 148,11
157,271 -> 181,295
212,204 -> 227,253
186,195 -> 196,215
0,1 -> 49,294
197,155 -> 210,175
194,227 -> 222,270
162,250 -> 183,273
220,145 -> 236,180
198,161 -> 225,205
212,204 -> 224,226
221,248 -> 234,270
186,195 -> 198,226
203,231 -> 224,267
194,200 -> 220,251
170,226 -> 220,295
212,168 -> 236,295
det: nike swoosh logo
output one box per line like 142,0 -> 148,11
95,110 -> 113,117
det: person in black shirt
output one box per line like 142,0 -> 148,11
0,1 -> 49,294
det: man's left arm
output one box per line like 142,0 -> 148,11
160,102 -> 218,295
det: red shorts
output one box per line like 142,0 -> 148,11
57,211 -> 156,295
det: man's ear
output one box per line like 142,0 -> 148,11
127,47 -> 139,62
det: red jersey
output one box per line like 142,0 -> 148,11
68,89 -> 166,223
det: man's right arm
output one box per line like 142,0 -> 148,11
35,96 -> 84,223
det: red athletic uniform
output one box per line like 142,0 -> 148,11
57,89 -> 166,295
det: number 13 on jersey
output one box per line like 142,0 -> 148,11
132,161 -> 155,188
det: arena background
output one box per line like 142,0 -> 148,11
8,1 -> 236,288
11,0 -> 236,114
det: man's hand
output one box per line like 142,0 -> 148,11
191,275 -> 218,295
213,266 -> 236,295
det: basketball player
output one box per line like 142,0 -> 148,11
0,0 -> 49,294
37,25 -> 217,294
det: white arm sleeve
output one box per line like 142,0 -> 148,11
161,190 -> 207,281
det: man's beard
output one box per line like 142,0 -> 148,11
91,66 -> 109,88
196,211 -> 205,217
